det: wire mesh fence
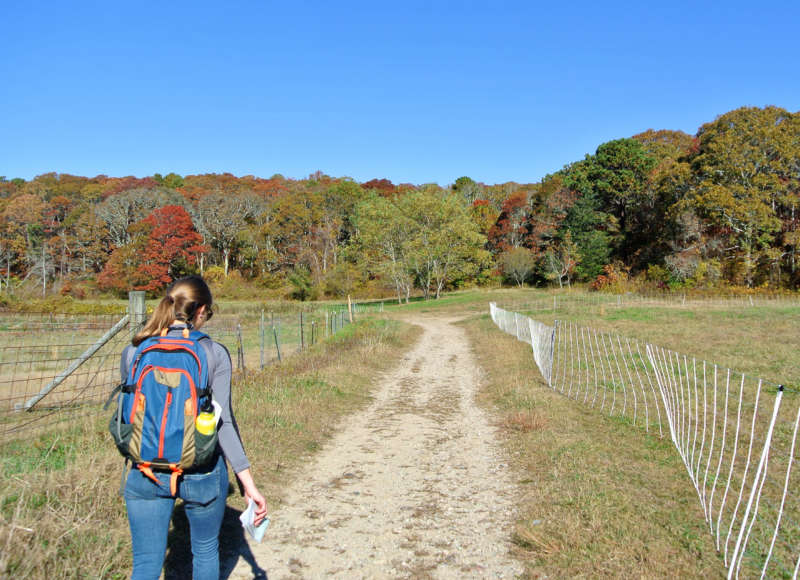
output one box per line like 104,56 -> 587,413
0,298 -> 383,443
490,302 -> 800,579
205,303 -> 377,371
0,312 -> 134,441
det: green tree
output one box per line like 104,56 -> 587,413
356,190 -> 488,300
354,193 -> 414,303
452,176 -> 485,205
154,172 -> 185,189
544,231 -> 580,288
682,106 -> 796,286
560,192 -> 613,281
398,191 -> 488,299
592,138 -> 658,261
500,247 -> 536,287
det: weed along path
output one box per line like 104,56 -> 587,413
228,315 -> 523,579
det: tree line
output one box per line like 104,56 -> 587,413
1,105 -> 798,300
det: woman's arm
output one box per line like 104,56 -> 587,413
209,342 -> 251,473
208,341 -> 268,522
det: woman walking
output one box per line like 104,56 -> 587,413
119,275 -> 267,579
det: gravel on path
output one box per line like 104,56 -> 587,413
227,316 -> 523,579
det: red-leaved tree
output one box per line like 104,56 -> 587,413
487,191 -> 532,253
97,205 -> 206,295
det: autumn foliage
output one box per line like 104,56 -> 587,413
2,105 -> 799,298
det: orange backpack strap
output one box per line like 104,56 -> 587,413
169,465 -> 183,496
137,463 -> 184,497
137,463 -> 159,486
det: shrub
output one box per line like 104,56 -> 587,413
590,263 -> 629,292
646,264 -> 670,284
203,266 -> 227,285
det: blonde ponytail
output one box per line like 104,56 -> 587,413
131,276 -> 214,346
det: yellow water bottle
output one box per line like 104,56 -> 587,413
196,410 -> 216,436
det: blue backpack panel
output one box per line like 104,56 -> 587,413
108,329 -> 217,495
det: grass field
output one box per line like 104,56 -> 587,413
1,287 -> 796,577
521,302 -> 800,388
398,287 -> 800,385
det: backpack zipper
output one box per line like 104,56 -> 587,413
140,343 -> 203,378
158,390 -> 173,458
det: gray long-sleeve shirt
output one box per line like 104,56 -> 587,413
120,327 -> 251,474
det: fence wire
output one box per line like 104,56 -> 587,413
0,313 -> 133,439
490,302 -> 800,579
0,301 -> 380,443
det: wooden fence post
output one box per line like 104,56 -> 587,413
129,291 -> 146,340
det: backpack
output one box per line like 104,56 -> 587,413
107,328 -> 218,495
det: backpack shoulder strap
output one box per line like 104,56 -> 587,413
122,344 -> 137,380
195,335 -> 216,394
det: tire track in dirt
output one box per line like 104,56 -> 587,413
228,316 -> 522,579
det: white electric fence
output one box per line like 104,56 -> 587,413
489,302 -> 800,579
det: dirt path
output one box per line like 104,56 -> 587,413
228,316 -> 522,579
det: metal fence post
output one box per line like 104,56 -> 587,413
260,310 -> 265,370
236,323 -> 245,372
300,312 -> 305,350
273,325 -> 282,362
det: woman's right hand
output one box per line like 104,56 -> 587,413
237,468 -> 269,525
245,487 -> 268,526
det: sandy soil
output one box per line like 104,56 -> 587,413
227,316 -> 522,579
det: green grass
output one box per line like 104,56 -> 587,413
0,429 -> 79,476
382,289 -> 497,312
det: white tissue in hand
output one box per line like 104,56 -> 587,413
239,498 -> 269,543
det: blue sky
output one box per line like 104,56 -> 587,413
2,0 -> 798,187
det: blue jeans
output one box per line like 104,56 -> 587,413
124,454 -> 228,580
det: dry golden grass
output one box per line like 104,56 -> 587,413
0,317 -> 419,579
499,410 -> 549,433
462,314 -> 727,578
0,420 -> 132,578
